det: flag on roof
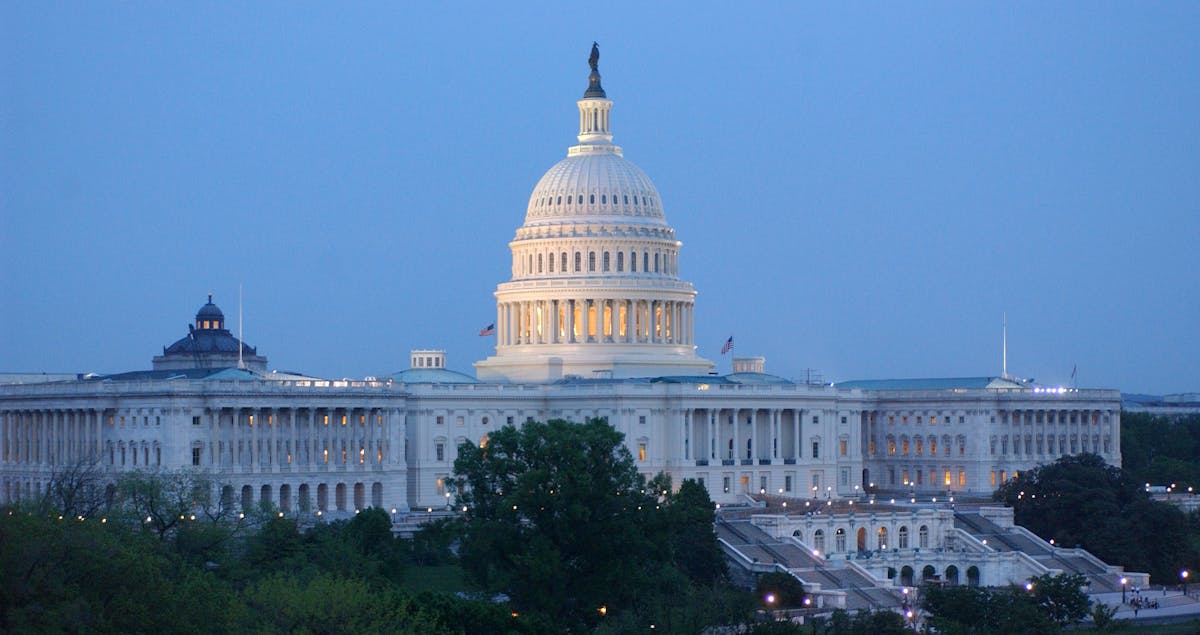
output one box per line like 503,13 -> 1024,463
478,323 -> 495,336
721,336 -> 734,355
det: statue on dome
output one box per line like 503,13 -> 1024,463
589,42 -> 600,72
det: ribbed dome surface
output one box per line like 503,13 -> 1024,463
523,152 -> 666,227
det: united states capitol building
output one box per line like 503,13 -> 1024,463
0,49 -> 1122,531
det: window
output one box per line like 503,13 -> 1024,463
638,443 -> 646,462
919,525 -> 929,549
482,416 -> 489,425
192,447 -> 201,466
811,441 -> 820,458
456,416 -> 464,426
192,416 -> 201,426
813,529 -> 825,554
639,415 -> 647,425
588,252 -> 596,271
589,194 -> 595,204
435,443 -> 445,462
835,528 -> 846,552
617,252 -> 624,271
602,252 -> 610,271
561,252 -> 567,271
898,526 -> 909,549
812,415 -> 819,424
506,416 -> 514,425
575,252 -> 581,272
784,475 -> 793,492
839,439 -> 847,456
841,416 -> 847,424
643,253 -> 649,272
723,476 -> 730,493
436,415 -> 445,425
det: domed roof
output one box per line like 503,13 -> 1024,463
523,152 -> 666,228
196,294 -> 224,323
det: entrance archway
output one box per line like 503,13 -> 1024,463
857,527 -> 867,552
945,565 -> 959,585
900,565 -> 914,587
922,565 -> 937,582
967,566 -> 981,586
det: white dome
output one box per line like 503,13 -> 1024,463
523,152 -> 667,228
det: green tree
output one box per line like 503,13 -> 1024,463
994,453 -> 1200,583
453,418 -> 669,630
754,571 -> 806,608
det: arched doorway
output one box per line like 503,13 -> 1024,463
877,526 -> 888,550
335,483 -> 347,511
279,484 -> 291,512
353,482 -> 365,510
945,565 -> 959,585
317,483 -> 328,512
967,566 -> 981,587
857,527 -> 867,552
922,565 -> 937,582
371,482 -> 383,508
298,484 -> 310,512
241,485 -> 253,511
260,484 -> 272,511
862,468 -> 870,489
900,565 -> 914,587
220,485 -> 233,512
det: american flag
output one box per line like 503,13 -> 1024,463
720,336 -> 734,355
478,323 -> 495,336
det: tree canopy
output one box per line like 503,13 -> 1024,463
453,418 -> 738,631
993,453 -> 1200,583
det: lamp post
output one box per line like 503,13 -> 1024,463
1121,576 -> 1128,604
1183,570 -> 1189,595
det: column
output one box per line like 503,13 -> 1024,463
749,410 -> 757,462
732,409 -> 739,462
709,409 -> 717,460
794,410 -> 802,461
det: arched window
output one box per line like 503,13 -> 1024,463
602,252 -> 610,271
654,252 -> 660,272
835,527 -> 846,552
601,194 -> 607,204
574,252 -> 582,272
561,252 -> 568,272
588,252 -> 596,272
617,252 -> 624,271
898,525 -> 909,549
589,194 -> 595,204
916,438 -> 923,455
812,529 -> 825,554
631,251 -> 637,272
902,437 -> 909,455
877,526 -> 888,549
537,253 -> 543,273
548,253 -> 554,272
556,196 -> 562,205
919,525 -> 929,548
643,252 -> 649,272
578,195 -> 583,204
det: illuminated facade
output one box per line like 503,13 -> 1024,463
0,50 -> 1121,519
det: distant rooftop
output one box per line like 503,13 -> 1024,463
836,376 -> 1031,391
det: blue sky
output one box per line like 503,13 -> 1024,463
2,3 -> 1197,394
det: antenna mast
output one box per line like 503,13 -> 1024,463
238,284 -> 244,370
1002,312 -> 1007,379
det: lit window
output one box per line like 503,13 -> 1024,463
638,443 -> 646,462
839,440 -> 847,456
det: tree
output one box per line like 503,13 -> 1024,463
994,453 -> 1200,583
754,571 -> 806,608
1028,573 -> 1090,628
453,418 -> 667,630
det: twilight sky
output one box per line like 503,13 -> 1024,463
2,4 -> 1197,394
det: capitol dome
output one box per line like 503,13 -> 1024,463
523,149 -> 667,229
475,44 -> 714,383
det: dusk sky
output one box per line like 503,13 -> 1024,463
2,4 -> 1197,394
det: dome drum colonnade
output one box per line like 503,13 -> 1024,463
476,45 -> 712,381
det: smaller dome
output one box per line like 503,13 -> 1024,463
195,294 -> 225,330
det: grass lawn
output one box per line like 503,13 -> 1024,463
400,563 -> 475,595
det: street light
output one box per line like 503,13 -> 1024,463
1121,576 -> 1128,603
1025,581 -> 1034,592
1183,570 -> 1190,595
